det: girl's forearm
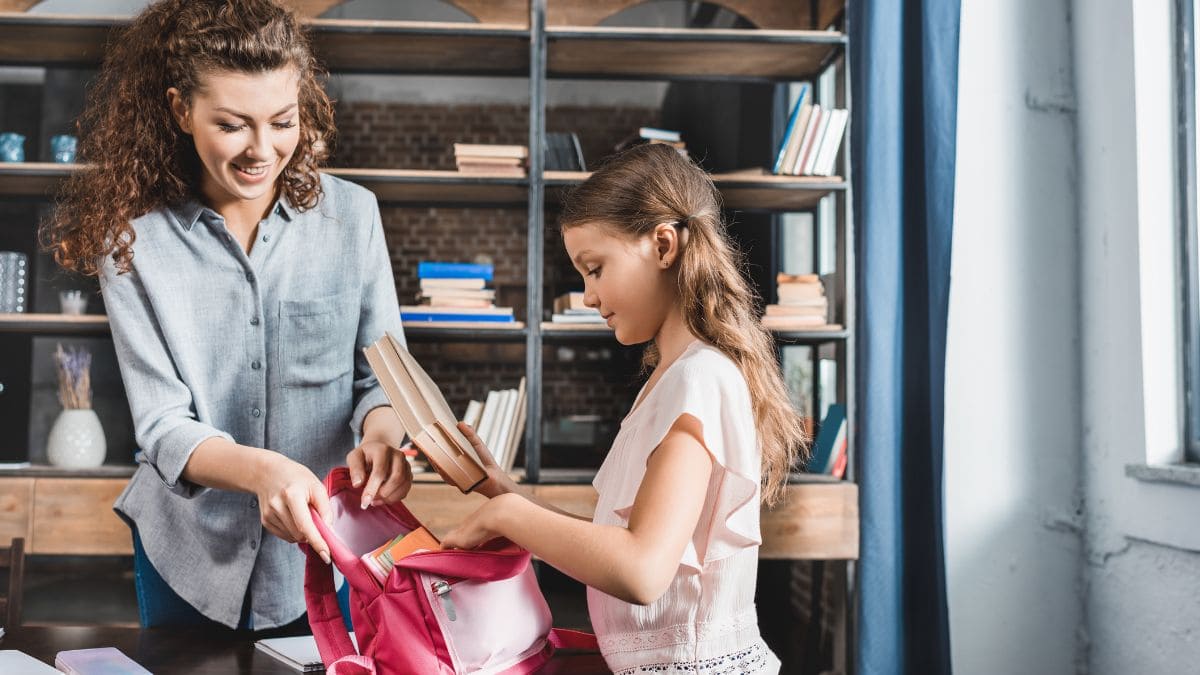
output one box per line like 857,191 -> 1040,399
492,494 -> 675,605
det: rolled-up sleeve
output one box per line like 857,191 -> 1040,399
99,259 -> 229,497
348,196 -> 406,437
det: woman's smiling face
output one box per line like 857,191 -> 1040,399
169,67 -> 301,208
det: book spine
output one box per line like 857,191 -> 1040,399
802,109 -> 834,176
417,261 -> 495,281
639,126 -> 682,142
476,390 -> 501,454
772,83 -> 808,174
401,313 -> 515,323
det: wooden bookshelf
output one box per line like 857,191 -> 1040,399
546,26 -> 845,82
0,314 -> 530,342
0,164 -> 843,210
0,13 -> 530,75
0,3 -> 857,581
328,168 -> 529,206
0,313 -> 109,335
401,321 -> 528,342
545,170 -> 845,211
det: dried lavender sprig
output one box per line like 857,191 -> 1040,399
55,343 -> 93,409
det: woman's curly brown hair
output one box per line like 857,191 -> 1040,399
41,0 -> 336,277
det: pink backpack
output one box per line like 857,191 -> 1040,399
303,468 -> 597,674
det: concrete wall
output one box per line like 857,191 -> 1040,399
945,0 -> 1085,672
1074,0 -> 1200,672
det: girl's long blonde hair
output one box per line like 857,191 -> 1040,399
41,0 -> 335,277
560,143 -> 810,505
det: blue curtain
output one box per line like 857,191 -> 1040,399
848,0 -> 960,673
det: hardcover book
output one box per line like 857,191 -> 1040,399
363,332 -> 487,493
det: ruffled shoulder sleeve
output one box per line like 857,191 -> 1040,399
600,343 -> 763,573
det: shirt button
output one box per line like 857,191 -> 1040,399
249,540 -> 257,550
251,407 -> 262,418
251,360 -> 262,370
250,317 -> 260,326
262,235 -> 270,243
245,271 -> 254,283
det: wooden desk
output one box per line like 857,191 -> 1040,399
0,625 -> 611,674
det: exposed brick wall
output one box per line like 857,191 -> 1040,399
333,101 -> 661,464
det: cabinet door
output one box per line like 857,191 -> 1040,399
0,477 -> 33,546
31,478 -> 131,555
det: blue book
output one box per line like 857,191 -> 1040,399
418,261 -> 494,281
401,312 -> 514,323
807,403 -> 846,473
773,84 -> 809,174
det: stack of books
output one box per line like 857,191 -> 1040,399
453,143 -> 527,176
615,126 -> 689,158
462,377 -> 527,473
762,273 -> 829,330
772,83 -> 849,177
550,291 -> 604,325
401,261 -> 516,324
361,526 -> 442,584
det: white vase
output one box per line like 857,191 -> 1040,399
47,408 -> 106,469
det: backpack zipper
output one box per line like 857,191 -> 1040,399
431,579 -> 456,622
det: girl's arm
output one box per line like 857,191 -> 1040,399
443,414 -> 714,605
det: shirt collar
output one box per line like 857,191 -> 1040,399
171,192 -> 296,231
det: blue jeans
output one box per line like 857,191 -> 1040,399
131,528 -> 351,631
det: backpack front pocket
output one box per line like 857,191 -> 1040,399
418,565 -> 552,674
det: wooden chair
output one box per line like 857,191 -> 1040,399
0,537 -> 25,629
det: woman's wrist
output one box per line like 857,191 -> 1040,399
361,406 -> 406,447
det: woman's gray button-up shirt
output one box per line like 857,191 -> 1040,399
99,174 -> 404,629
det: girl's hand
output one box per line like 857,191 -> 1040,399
346,440 -> 413,509
443,492 -> 522,550
253,453 -> 333,564
457,422 -> 519,499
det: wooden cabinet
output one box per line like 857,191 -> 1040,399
0,473 -> 856,559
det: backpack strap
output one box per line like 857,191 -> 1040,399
548,628 -> 600,651
303,542 -> 376,675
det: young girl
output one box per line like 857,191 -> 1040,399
42,0 -> 411,630
444,143 -> 809,673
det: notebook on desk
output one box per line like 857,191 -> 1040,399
363,332 -> 487,493
255,634 -> 358,672
55,647 -> 151,674
0,650 -> 61,674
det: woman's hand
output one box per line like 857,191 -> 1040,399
457,422 -> 519,499
442,492 -> 523,550
346,440 -> 413,510
253,453 -> 334,564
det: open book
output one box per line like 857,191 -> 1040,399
363,332 -> 487,493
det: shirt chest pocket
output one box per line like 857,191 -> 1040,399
278,293 -> 357,387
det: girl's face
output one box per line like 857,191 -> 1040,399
563,222 -> 678,345
168,67 -> 301,209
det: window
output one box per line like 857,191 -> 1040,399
1176,0 -> 1200,463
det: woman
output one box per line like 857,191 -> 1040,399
42,0 -> 411,630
